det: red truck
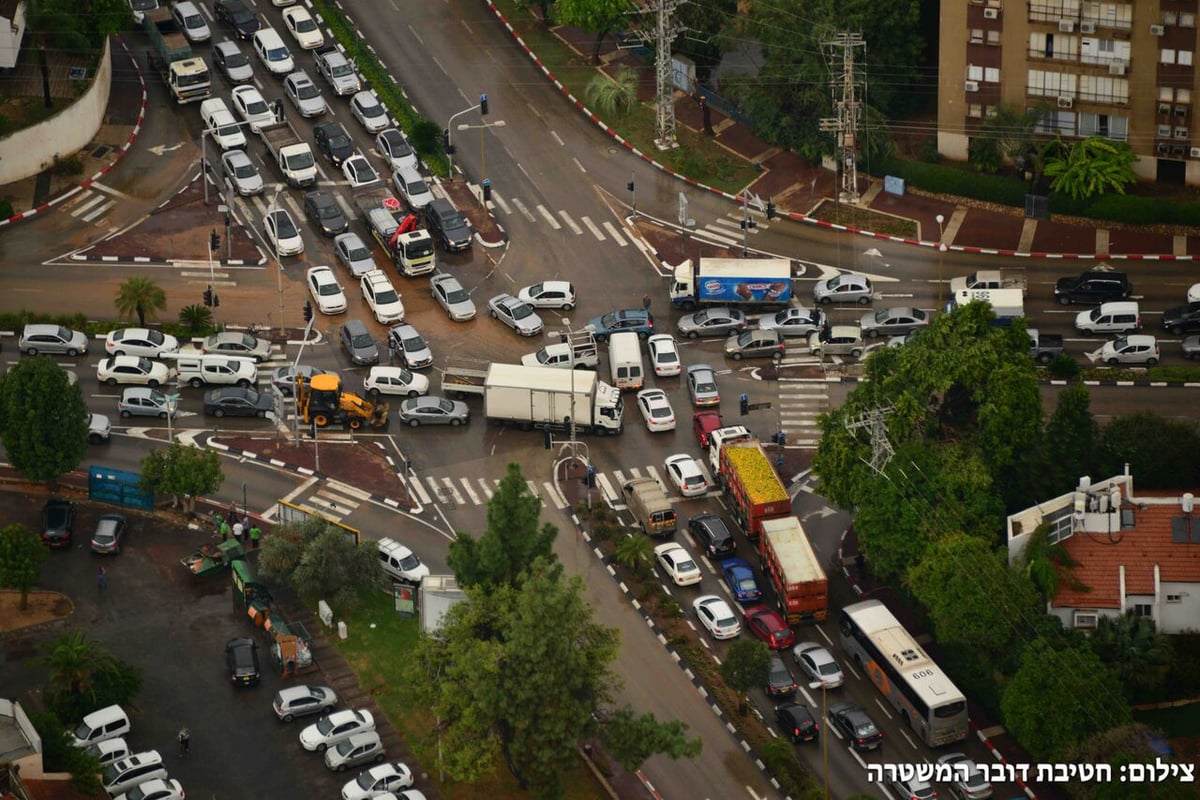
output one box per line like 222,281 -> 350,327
719,440 -> 790,540
758,517 -> 828,624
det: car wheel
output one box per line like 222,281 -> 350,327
120,410 -> 132,418
408,418 -> 420,427
316,743 -> 327,753
159,411 -> 169,419
1147,357 -> 1159,366
731,352 -> 742,360
639,331 -> 649,340
407,390 -> 419,398
561,303 -> 573,310
237,379 -> 251,388
1057,296 -> 1071,306
337,764 -> 348,772
257,410 -> 267,418
1106,357 -> 1119,365
373,753 -> 385,763
112,349 -> 125,357
89,433 -> 104,444
282,713 -> 294,722
1171,325 -> 1184,335
450,418 -> 463,427
24,347 -> 37,356
148,379 -> 160,388
106,378 -> 118,386
189,377 -> 204,388
865,329 -> 879,338
687,331 -> 699,339
817,297 -> 831,306
489,309 -> 497,318
850,349 -> 863,358
367,388 -> 380,397
1190,351 -> 1200,361
67,348 -> 80,357
810,349 -> 821,357
1037,352 -> 1053,365
213,408 -> 226,418
857,296 -> 871,305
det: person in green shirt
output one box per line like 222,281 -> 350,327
249,524 -> 262,549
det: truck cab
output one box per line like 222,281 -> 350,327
708,425 -> 753,476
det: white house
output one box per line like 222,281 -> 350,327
0,0 -> 25,71
1007,470 -> 1200,634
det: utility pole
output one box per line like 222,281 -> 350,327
629,0 -> 686,150
818,33 -> 866,205
843,405 -> 895,475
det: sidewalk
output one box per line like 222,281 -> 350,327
487,1 -> 1200,261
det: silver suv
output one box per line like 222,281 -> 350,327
19,324 -> 89,356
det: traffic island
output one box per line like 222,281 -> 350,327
439,178 -> 507,247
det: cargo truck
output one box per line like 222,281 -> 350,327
356,187 -> 436,276
720,440 -> 790,540
259,117 -> 317,188
143,7 -> 210,104
708,425 -> 753,476
949,269 -> 1027,296
467,363 -> 623,434
946,287 -> 1025,325
670,258 -> 793,311
758,517 -> 828,624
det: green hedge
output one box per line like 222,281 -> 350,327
878,158 -> 1030,207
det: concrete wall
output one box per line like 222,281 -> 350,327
0,37 -> 111,185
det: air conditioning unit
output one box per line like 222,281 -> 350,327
1080,21 -> 1096,33
1190,147 -> 1200,158
1057,96 -> 1074,108
1058,19 -> 1075,32
965,80 -> 980,92
1150,24 -> 1166,35
1109,61 -> 1126,75
984,7 -> 999,19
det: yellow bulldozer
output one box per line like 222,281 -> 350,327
296,373 -> 389,430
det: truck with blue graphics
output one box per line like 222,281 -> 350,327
670,258 -> 793,311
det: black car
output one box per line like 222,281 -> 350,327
214,0 -> 260,38
1161,302 -> 1200,335
303,190 -> 348,237
41,498 -> 76,548
226,637 -> 261,686
828,701 -> 884,751
423,198 -> 472,252
774,702 -> 819,743
203,386 -> 274,418
1053,270 -> 1132,305
688,513 -> 736,559
313,121 -> 353,168
766,654 -> 798,698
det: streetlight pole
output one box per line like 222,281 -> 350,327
268,187 -> 286,337
935,213 -> 947,310
456,121 -> 506,206
445,101 -> 483,180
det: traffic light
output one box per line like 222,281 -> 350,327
740,393 -> 749,416
212,292 -> 219,308
210,229 -> 220,251
482,178 -> 491,203
479,93 -> 488,116
627,179 -> 635,193
442,128 -> 455,155
766,198 -> 777,220
203,286 -> 213,307
740,218 -> 757,230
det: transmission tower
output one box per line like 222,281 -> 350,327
630,0 -> 687,150
818,33 -> 865,204
844,404 -> 894,474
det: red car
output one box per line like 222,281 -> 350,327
745,606 -> 795,650
693,411 -> 724,448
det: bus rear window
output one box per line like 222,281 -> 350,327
934,701 -> 966,718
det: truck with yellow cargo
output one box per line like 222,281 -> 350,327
719,440 -> 790,541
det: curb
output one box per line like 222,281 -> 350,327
0,36 -> 148,230
483,2 -> 1193,262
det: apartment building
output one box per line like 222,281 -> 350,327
938,1 -> 1200,185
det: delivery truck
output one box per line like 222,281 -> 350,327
259,117 -> 317,188
946,287 -> 1025,325
143,7 -> 210,104
949,269 -> 1027,296
670,258 -> 793,311
758,517 -> 828,624
720,440 -> 790,540
483,363 -> 623,435
355,186 -> 436,276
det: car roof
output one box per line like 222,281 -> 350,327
826,325 -> 862,337
1119,334 -> 1156,345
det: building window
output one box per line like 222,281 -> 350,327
984,67 -> 1001,83
968,64 -> 984,82
1082,2 -> 1132,30
1074,611 -> 1099,629
1182,13 -> 1196,28
1166,594 -> 1182,604
1133,603 -> 1152,618
968,104 -> 984,118
971,28 -> 984,44
987,30 -> 1001,45
985,105 -> 999,118
1159,124 -> 1174,138
1181,51 -> 1194,66
1079,113 -> 1129,141
1162,49 -> 1177,64
1179,89 -> 1193,105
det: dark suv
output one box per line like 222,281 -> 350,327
313,121 -> 353,167
1054,270 -> 1132,305
226,637 -> 261,686
424,198 -> 472,252
214,0 -> 260,38
1161,302 -> 1200,335
41,499 -> 76,548
303,191 -> 348,237
688,513 -> 736,559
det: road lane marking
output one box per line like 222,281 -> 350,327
581,216 -> 605,240
559,210 -> 582,235
602,221 -> 627,246
537,204 -> 562,230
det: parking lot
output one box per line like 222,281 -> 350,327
0,489 -> 352,798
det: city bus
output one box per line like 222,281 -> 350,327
838,599 -> 968,746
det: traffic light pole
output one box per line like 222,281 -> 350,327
206,228 -> 220,327
445,100 -> 483,181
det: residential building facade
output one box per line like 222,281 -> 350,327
939,1 -> 1200,185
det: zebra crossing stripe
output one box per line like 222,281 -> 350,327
478,478 -> 494,499
581,216 -> 605,241
440,477 -> 464,505
511,197 -> 536,222
645,465 -> 664,485
601,221 -> 627,246
558,210 -> 583,235
536,204 -> 562,230
459,478 -> 482,506
71,193 -> 107,218
491,192 -> 512,215
595,472 -> 619,504
403,476 -> 432,506
542,481 -> 568,510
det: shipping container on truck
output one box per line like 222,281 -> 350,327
719,440 -> 790,540
758,516 -> 828,624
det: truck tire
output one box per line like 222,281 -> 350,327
348,419 -> 363,430
314,413 -> 330,426
1037,352 -> 1053,365
190,377 -> 204,388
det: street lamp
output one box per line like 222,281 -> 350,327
457,120 -> 506,206
935,213 -> 947,309
445,99 -> 485,180
267,187 -> 286,337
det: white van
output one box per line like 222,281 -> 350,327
177,354 -> 257,388
200,98 -> 247,151
1074,301 -> 1141,335
70,704 -> 131,748
608,331 -> 644,391
253,28 -> 295,76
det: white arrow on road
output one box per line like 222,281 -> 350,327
802,506 -> 838,521
148,143 -> 184,156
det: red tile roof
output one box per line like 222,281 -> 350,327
1053,498 -> 1200,609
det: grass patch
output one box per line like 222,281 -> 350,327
1133,703 -> 1200,738
810,199 -> 919,238
330,592 -> 608,800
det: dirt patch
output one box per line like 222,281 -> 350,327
0,590 -> 74,635
440,179 -> 505,245
632,217 -> 740,264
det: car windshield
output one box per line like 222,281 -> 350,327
854,720 -> 879,737
362,102 -> 384,117
818,661 -> 840,676
295,17 -> 317,32
319,282 -> 340,297
298,84 -> 320,100
737,577 -> 756,592
693,309 -> 712,323
268,47 -> 290,61
225,50 -> 249,67
737,331 -> 754,345
387,136 -> 412,156
331,62 -> 352,77
355,773 -> 378,789
136,357 -> 152,372
185,14 -> 203,28
375,289 -> 398,303
218,123 -> 240,137
144,330 -> 164,345
289,151 -> 315,169
510,302 -> 532,319
330,133 -> 350,148
677,558 -> 696,572
695,377 -> 715,392
656,348 -> 678,363
346,246 -> 370,261
234,163 -> 256,179
406,178 -> 428,194
873,309 -> 892,324
149,391 -> 168,405
403,334 -> 426,351
316,204 -> 339,219
232,9 -> 254,23
352,334 -> 374,348
245,98 -> 268,115
274,214 -> 297,237
437,399 -> 454,412
445,288 -> 468,304
399,552 -> 420,570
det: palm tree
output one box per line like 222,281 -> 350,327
177,303 -> 213,334
115,276 -> 167,326
612,533 -> 653,576
585,68 -> 638,118
1089,611 -> 1172,702
39,630 -> 116,705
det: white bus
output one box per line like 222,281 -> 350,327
839,599 -> 968,746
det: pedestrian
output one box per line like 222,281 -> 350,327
97,566 -> 107,591
177,727 -> 190,757
228,502 -> 239,523
642,293 -> 652,312
388,337 -> 396,365
211,510 -> 223,536
220,520 -> 231,542
241,515 -> 250,531
249,524 -> 262,549
232,519 -> 244,541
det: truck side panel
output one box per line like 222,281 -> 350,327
696,274 -> 792,305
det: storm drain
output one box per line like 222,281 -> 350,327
90,145 -> 112,159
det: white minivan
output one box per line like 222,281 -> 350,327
200,98 -> 247,151
70,704 -> 131,748
1074,301 -> 1140,335
253,28 -> 295,76
608,331 -> 644,392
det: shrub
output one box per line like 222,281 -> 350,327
760,737 -> 821,798
52,154 -> 84,176
0,199 -> 12,219
1047,354 -> 1080,380
877,158 -> 1028,207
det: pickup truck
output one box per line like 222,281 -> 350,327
1029,329 -> 1065,364
259,117 -> 317,188
949,269 -> 1027,295
521,330 -> 599,370
313,45 -> 360,96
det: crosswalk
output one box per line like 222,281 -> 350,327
265,477 -> 368,525
486,188 -> 632,248
698,212 -> 771,248
402,474 -> 569,511
66,182 -> 129,225
775,380 -> 829,448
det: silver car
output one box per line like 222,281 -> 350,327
334,232 -> 377,278
398,396 -> 470,427
859,306 -> 930,338
376,128 -> 418,172
272,685 -> 338,722
271,364 -> 330,397
324,732 -> 385,772
677,307 -> 747,339
791,642 -> 845,688
431,273 -> 476,322
221,149 -> 264,196
202,331 -> 272,362
350,91 -> 389,133
284,69 -> 327,118
487,293 -> 544,337
19,323 -> 89,356
387,324 -> 433,370
212,39 -> 254,82
808,325 -> 865,358
757,306 -> 826,338
1184,335 -> 1200,361
686,364 -> 720,407
813,272 -> 873,305
117,387 -> 178,419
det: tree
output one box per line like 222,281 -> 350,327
416,561 -> 697,797
447,462 -> 558,589
1063,723 -> 1197,800
969,104 -> 1048,176
1000,639 -> 1130,761
1098,412 -> 1200,489
1088,612 -> 1172,704
720,639 -> 769,713
0,356 -> 88,488
596,707 -> 701,771
114,275 -> 167,327
1017,521 -> 1081,608
39,630 -> 142,723
139,442 -> 224,513
555,0 -> 636,65
584,68 -> 638,117
1044,135 -> 1138,201
178,303 -> 213,334
0,524 -> 48,610
674,0 -> 737,85
612,533 -> 653,576
514,0 -> 557,25
257,518 -> 382,609
29,711 -> 102,794
1039,385 -> 1100,498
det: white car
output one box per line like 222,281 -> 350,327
517,280 -> 576,310
1189,283 -> 1200,303
693,595 -> 741,640
105,328 -> 179,359
307,266 -> 347,315
361,270 -> 405,324
335,233 -> 378,278
171,0 -> 210,42
646,334 -> 681,377
654,542 -> 702,586
936,753 -> 993,800
376,128 -> 419,173
231,84 -> 275,133
282,5 -> 324,49
97,356 -> 174,388
350,91 -> 390,133
221,149 -> 264,196
392,166 -> 433,210
664,453 -> 708,497
343,154 -> 380,189
340,761 -> 414,800
113,777 -> 185,800
364,366 -> 429,398
487,293 -> 544,337
264,208 -> 304,256
324,731 -> 385,772
813,272 -> 873,305
1099,334 -> 1160,366
636,388 -> 675,432
299,709 -> 376,752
